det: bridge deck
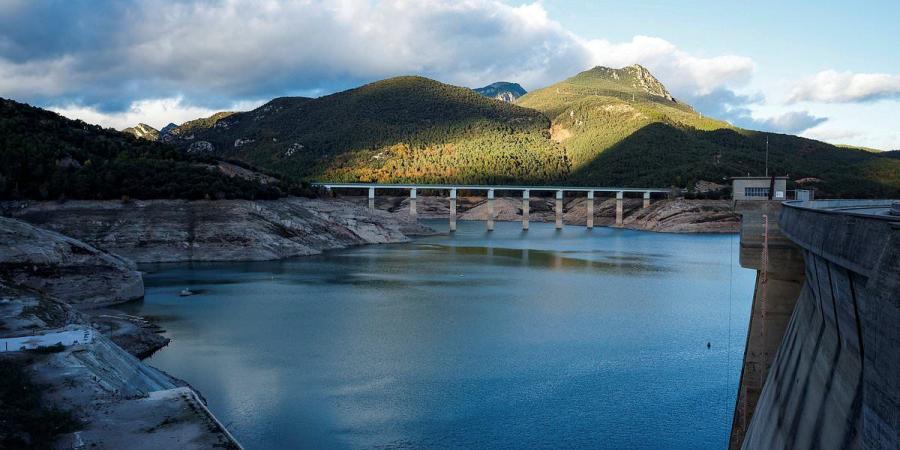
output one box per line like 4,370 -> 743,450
312,182 -> 670,193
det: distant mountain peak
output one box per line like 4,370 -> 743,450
160,123 -> 178,134
122,123 -> 159,141
578,65 -> 675,102
473,82 -> 527,103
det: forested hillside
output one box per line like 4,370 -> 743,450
5,66 -> 897,199
0,98 -> 304,200
517,65 -> 900,197
174,76 -> 570,184
173,67 -> 898,197
163,111 -> 236,142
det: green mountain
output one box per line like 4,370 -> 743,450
474,82 -> 527,103
175,68 -> 898,197
0,98 -> 301,200
176,76 -> 569,184
5,66 -> 896,199
517,65 -> 900,197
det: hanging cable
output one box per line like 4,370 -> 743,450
724,224 -> 736,446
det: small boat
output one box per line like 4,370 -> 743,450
179,288 -> 196,297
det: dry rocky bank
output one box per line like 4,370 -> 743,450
354,196 -> 739,233
0,197 -> 430,449
2,197 -> 433,263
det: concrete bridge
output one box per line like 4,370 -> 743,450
312,183 -> 670,230
731,199 -> 899,449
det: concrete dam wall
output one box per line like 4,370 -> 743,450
740,200 -> 899,449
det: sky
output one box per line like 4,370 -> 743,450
1,0 -> 898,149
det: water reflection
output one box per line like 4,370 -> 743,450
431,245 -> 668,273
123,220 -> 755,450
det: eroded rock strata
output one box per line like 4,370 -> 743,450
0,217 -> 144,307
4,197 -> 433,263
345,196 -> 739,233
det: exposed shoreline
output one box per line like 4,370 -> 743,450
0,198 -> 429,449
342,195 -> 740,234
2,197 -> 435,263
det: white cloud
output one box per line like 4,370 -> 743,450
0,55 -> 78,97
754,111 -> 827,134
789,70 -> 900,103
0,0 -> 756,115
9,1 -> 897,150
48,97 -> 264,131
802,125 -> 900,150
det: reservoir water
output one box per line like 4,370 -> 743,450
121,220 -> 755,449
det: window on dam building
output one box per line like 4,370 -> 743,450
745,187 -> 770,198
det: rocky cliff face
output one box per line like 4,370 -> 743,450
122,123 -> 160,141
627,64 -> 675,101
0,217 -> 144,307
4,197 -> 433,263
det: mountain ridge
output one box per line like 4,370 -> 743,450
6,66 -> 899,198
517,66 -> 899,196
164,66 -> 898,197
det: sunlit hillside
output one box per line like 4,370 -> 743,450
518,65 -> 900,196
176,76 -> 570,184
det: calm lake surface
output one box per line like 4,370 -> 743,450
122,220 -> 755,449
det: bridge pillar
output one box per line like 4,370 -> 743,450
449,188 -> 457,232
487,189 -> 495,231
555,190 -> 564,229
522,190 -> 530,230
368,187 -> 375,209
615,191 -> 624,226
410,188 -> 417,219
643,191 -> 651,209
587,191 -> 594,229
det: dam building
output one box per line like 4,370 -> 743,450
731,176 -> 789,201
